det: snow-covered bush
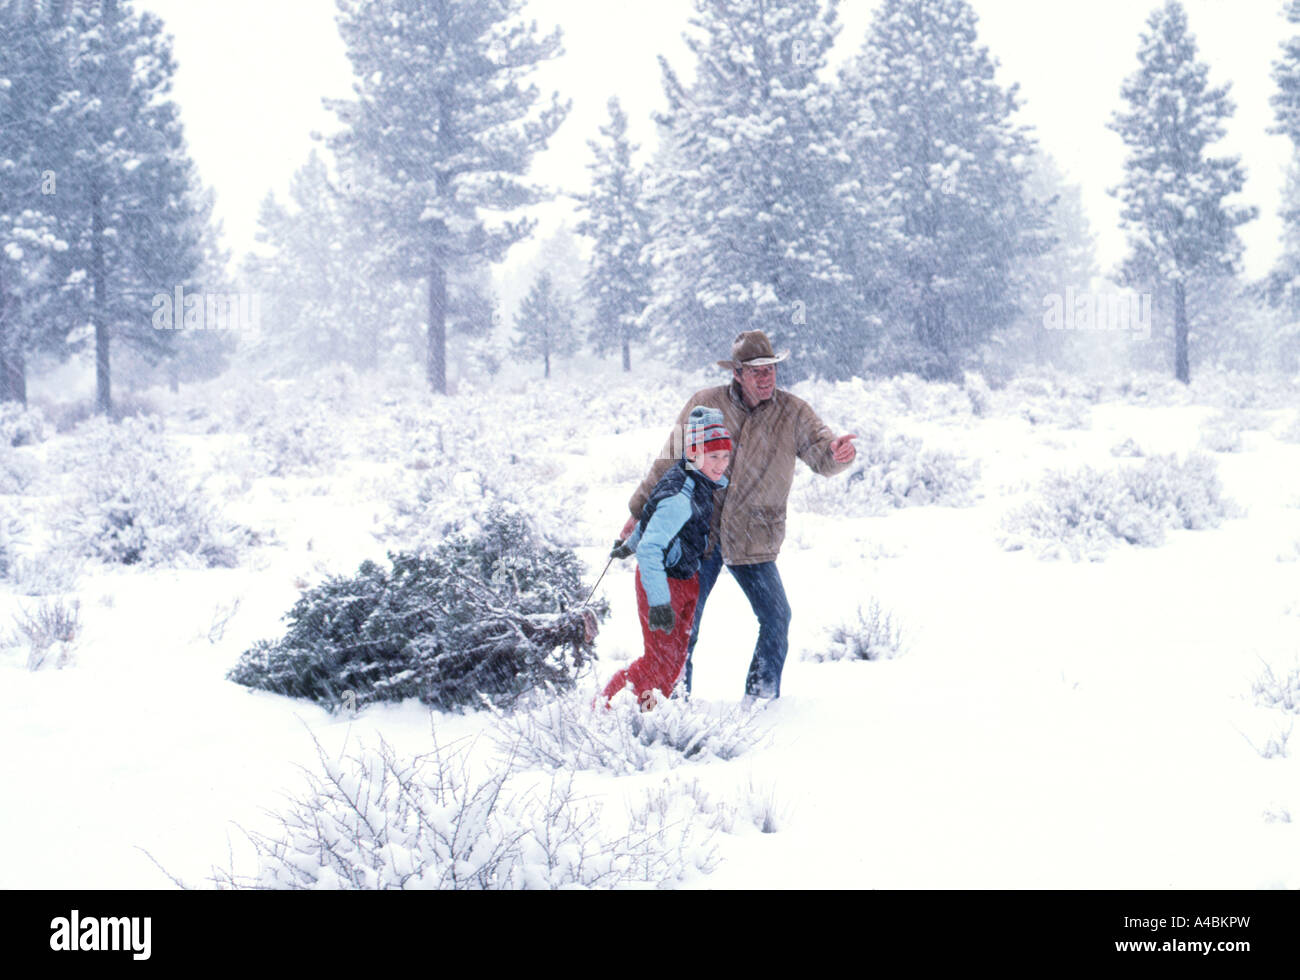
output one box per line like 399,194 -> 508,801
877,374 -> 975,419
228,506 -> 607,713
1000,453 -> 1237,560
293,362 -> 365,413
1110,373 -> 1193,407
805,599 -> 904,662
0,444 -> 40,494
1123,453 -> 1239,530
0,403 -> 49,447
382,447 -> 585,551
495,688 -> 766,775
47,393 -> 161,434
794,428 -> 979,516
994,374 -> 1099,427
14,596 -> 80,671
1199,412 -> 1246,452
222,376 -> 281,433
1015,395 -> 1091,430
209,732 -> 713,889
1190,371 -> 1300,411
1001,467 -> 1139,560
248,409 -> 339,476
57,417 -> 252,568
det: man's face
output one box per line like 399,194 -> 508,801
735,362 -> 776,405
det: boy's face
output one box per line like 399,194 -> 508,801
688,447 -> 731,481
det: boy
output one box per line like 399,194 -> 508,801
600,406 -> 732,710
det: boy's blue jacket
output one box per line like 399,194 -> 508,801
623,460 -> 728,608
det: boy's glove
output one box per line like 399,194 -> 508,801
647,604 -> 674,633
610,538 -> 634,560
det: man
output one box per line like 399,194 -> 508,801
619,330 -> 857,700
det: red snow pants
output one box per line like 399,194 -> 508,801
600,567 -> 699,710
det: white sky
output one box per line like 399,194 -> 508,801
137,0 -> 1292,281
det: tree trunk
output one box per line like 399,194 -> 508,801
0,349 -> 28,406
0,278 -> 23,404
1173,277 -> 1189,384
622,335 -> 631,372
544,351 -> 550,379
427,261 -> 447,394
92,185 -> 112,415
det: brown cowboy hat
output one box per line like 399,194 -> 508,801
716,330 -> 791,370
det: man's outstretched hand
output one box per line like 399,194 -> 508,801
831,433 -> 858,464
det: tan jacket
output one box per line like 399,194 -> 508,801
629,380 -> 850,565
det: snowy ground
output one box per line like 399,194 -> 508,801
2,357 -> 1299,889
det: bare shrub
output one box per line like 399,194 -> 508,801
206,732 -> 716,889
16,597 -> 81,671
494,689 -> 767,775
1252,660 -> 1300,714
1239,724 -> 1293,760
806,599 -> 904,662
9,547 -> 85,596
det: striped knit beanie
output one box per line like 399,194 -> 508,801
686,406 -> 732,454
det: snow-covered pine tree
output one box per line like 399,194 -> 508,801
1108,0 -> 1256,384
241,150 -> 424,375
526,224 -> 588,340
644,0 -> 860,382
514,271 -> 576,379
574,97 -> 651,372
226,506 -> 607,713
48,0 -> 209,414
1265,0 -> 1300,371
995,151 -> 1099,376
323,0 -> 569,395
112,180 -> 237,393
0,0 -> 77,404
1271,0 -> 1300,146
839,0 -> 1052,380
1131,269 -> 1278,376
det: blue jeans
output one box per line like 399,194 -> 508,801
683,544 -> 792,698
